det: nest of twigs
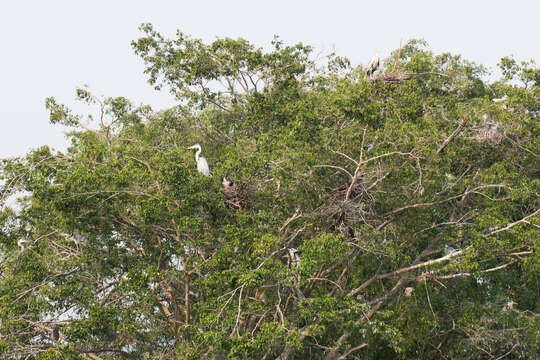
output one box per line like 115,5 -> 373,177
223,182 -> 252,210
471,116 -> 506,145
319,178 -> 377,235
374,71 -> 415,84
322,199 -> 367,225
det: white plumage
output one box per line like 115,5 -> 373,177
492,95 -> 508,103
366,51 -> 380,78
187,144 -> 210,176
17,238 -> 29,252
287,248 -> 301,268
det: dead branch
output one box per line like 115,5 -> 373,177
232,284 -> 245,337
386,184 -> 511,216
313,164 -> 353,180
360,151 -> 415,167
337,343 -> 368,359
488,208 -> 540,236
426,261 -> 516,280
345,127 -> 367,201
437,118 -> 468,154
329,148 -> 359,166
347,246 -> 464,297
279,208 -> 302,233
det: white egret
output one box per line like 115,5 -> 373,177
187,144 -> 210,176
366,51 -> 380,78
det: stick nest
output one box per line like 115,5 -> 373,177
374,71 -> 415,84
223,182 -> 252,210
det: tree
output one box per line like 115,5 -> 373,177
1,25 -> 539,359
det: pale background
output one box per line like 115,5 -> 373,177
1,0 -> 538,158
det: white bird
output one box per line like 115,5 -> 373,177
17,238 -> 29,252
187,144 -> 210,176
505,300 -> 517,310
444,244 -> 457,256
492,95 -> 508,103
366,51 -> 380,78
287,248 -> 301,268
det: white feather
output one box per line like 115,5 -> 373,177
197,156 -> 210,176
187,144 -> 210,176
367,51 -> 380,77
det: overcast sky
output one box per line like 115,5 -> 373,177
1,0 -> 538,158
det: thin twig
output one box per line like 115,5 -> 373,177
232,285 -> 245,337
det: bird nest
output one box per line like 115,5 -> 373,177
222,182 -> 252,210
320,180 -> 376,234
320,198 -> 372,236
471,116 -> 508,145
374,71 -> 415,84
322,199 -> 367,224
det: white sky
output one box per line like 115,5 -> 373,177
1,0 -> 538,158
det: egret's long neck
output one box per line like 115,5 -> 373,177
195,148 -> 201,161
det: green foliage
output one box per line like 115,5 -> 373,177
1,27 -> 539,359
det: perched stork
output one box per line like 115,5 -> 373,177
187,144 -> 210,176
366,51 -> 380,78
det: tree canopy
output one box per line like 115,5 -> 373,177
1,25 -> 539,359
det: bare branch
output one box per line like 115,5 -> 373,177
345,127 -> 367,201
348,247 -> 465,297
359,151 -> 416,167
329,148 -> 359,166
428,261 -> 516,280
280,208 -> 302,233
386,185 -> 511,216
488,208 -> 540,236
337,343 -> 368,359
437,118 -> 468,154
313,165 -> 353,180
232,284 -> 245,337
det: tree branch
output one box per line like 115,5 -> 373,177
437,118 -> 468,154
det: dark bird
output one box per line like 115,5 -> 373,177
222,177 -> 251,210
222,177 -> 234,187
52,324 -> 60,341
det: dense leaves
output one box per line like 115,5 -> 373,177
1,27 -> 539,359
